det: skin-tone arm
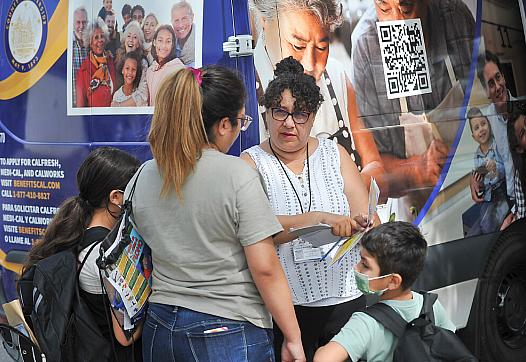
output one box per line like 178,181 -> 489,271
346,78 -> 389,201
314,341 -> 349,362
380,138 -> 449,197
111,313 -> 142,346
244,238 -> 306,362
239,153 -> 367,245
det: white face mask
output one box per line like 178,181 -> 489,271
354,269 -> 393,296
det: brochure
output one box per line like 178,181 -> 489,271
289,224 -> 342,247
326,178 -> 380,265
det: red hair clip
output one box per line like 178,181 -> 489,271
189,67 -> 203,86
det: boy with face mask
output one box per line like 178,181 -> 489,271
314,221 -> 455,362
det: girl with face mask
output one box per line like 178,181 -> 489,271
25,147 -> 142,360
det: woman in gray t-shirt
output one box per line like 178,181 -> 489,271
133,66 -> 305,362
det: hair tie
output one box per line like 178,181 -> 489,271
189,67 -> 203,86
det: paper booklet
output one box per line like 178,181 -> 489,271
288,224 -> 342,247
324,178 -> 380,265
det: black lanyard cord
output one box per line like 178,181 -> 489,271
269,139 -> 312,214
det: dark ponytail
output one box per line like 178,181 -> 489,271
25,147 -> 140,269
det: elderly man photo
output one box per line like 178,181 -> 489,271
351,0 -> 475,203
72,6 -> 88,108
171,1 -> 195,66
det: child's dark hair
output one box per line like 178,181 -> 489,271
361,221 -> 427,290
131,4 -> 145,18
151,25 -> 177,66
121,4 -> 132,17
261,56 -> 323,113
118,50 -> 142,90
467,106 -> 488,133
25,147 -> 140,269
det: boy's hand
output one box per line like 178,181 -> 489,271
470,172 -> 484,203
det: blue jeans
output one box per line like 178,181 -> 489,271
142,303 -> 275,362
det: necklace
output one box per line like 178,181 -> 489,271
269,139 -> 312,213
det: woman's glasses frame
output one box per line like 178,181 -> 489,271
238,115 -> 253,132
270,107 -> 311,124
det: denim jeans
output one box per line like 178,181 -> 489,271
142,303 -> 274,362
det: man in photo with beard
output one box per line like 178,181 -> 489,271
104,10 -> 120,57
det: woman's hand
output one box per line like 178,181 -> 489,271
318,212 -> 359,237
282,338 -> 306,362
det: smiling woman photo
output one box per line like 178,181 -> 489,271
142,13 -> 159,66
145,25 -> 185,106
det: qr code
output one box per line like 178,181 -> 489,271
376,19 -> 431,100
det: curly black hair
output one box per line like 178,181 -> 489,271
118,50 -> 143,91
261,57 -> 323,113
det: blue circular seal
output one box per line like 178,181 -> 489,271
4,0 -> 48,73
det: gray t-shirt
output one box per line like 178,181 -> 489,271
126,149 -> 283,328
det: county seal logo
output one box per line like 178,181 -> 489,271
4,0 -> 48,73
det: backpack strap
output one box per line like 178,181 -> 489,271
126,164 -> 146,204
77,239 -> 103,277
418,291 -> 438,324
362,303 -> 407,338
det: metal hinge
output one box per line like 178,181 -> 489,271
223,35 -> 253,57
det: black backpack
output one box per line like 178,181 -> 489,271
363,292 -> 478,362
18,228 -> 113,362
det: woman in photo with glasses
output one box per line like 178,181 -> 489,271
242,57 -> 372,361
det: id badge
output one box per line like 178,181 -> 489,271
293,244 -> 322,263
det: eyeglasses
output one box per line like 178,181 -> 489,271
238,115 -> 253,131
271,108 -> 310,124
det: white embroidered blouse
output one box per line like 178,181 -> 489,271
244,138 -> 361,305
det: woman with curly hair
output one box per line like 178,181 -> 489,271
250,0 -> 388,198
242,57 -> 373,361
112,51 -> 146,107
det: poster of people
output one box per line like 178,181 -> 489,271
248,0 -> 526,239
67,0 -> 203,115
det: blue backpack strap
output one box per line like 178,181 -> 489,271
362,303 -> 407,338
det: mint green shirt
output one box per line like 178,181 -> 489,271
332,291 -> 456,362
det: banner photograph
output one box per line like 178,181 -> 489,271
67,0 -> 203,115
249,0 -> 526,240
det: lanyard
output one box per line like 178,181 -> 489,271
269,140 -> 312,214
